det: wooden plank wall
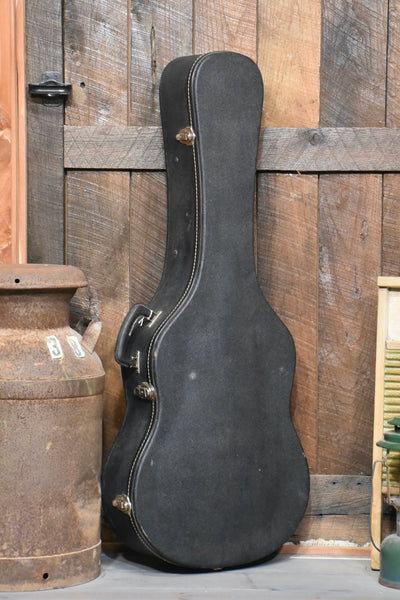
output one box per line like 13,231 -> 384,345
24,0 -> 400,545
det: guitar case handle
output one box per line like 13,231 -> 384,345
114,304 -> 154,368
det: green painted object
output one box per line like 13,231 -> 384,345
380,534 -> 400,589
377,418 -> 400,451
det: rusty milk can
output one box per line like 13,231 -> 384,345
0,264 -> 105,591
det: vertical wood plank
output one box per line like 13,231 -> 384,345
383,1 -> 400,277
64,0 -> 130,453
129,0 -> 192,307
193,0 -> 257,60
320,0 -> 388,127
257,174 -> 318,469
130,172 -> 167,304
0,0 -> 26,264
66,171 -> 130,455
0,0 -> 14,263
130,0 -> 193,126
64,0 -> 128,127
319,0 -> 387,474
257,0 -> 320,472
15,0 -> 27,262
258,0 -> 321,127
25,0 -> 64,263
387,0 -> 400,124
318,175 -> 381,474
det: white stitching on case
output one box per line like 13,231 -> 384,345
125,53 -> 214,563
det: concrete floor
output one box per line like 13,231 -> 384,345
2,551 -> 400,600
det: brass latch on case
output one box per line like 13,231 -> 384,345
176,126 -> 196,146
134,381 -> 156,401
112,493 -> 132,515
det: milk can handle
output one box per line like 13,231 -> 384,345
81,320 -> 102,354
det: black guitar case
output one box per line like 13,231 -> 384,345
102,51 -> 309,570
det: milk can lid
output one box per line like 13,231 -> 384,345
0,264 -> 87,290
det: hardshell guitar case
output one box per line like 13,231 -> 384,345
102,51 -> 309,570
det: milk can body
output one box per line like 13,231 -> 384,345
0,264 -> 105,591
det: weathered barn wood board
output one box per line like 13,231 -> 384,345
65,125 -> 400,172
317,175 -> 381,474
130,0 -> 192,126
193,0 -> 257,60
130,172 -> 167,305
387,0 -> 400,125
66,171 -> 130,456
296,472 -> 388,545
293,515 -> 391,546
64,0 -> 128,126
258,0 -> 321,128
258,127 -> 400,172
64,126 -> 164,169
320,0 -> 388,128
64,0 -> 130,455
25,0 -> 64,263
257,0 -> 320,474
307,475 -> 371,516
256,173 -> 318,471
128,0 -> 192,319
318,0 -> 388,475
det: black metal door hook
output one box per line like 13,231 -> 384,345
28,72 -> 71,107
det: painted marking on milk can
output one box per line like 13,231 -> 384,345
67,335 -> 86,358
46,335 -> 64,360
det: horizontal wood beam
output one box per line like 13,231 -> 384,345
64,126 -> 400,172
65,126 -> 164,170
307,474 -> 371,516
